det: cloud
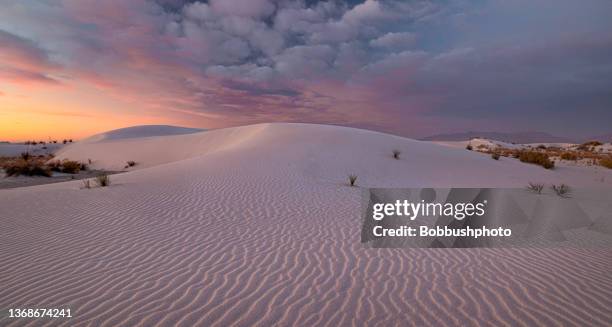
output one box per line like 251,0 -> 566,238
370,32 -> 417,49
0,0 -> 611,137
209,0 -> 275,18
0,29 -> 60,85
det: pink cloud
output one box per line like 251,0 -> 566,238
0,29 -> 60,85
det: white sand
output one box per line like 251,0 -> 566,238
1,123 -> 611,326
0,143 -> 63,157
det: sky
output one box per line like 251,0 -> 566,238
1,0 -> 611,141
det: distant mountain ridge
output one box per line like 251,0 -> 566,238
421,131 -> 576,144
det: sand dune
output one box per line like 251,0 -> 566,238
1,123 -> 611,326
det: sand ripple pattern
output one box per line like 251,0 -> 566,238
1,124 -> 612,326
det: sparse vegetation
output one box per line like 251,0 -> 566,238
577,140 -> 602,151
466,144 -> 473,151
560,152 -> 578,161
20,152 -> 31,160
599,156 -> 612,169
125,160 -> 137,169
95,174 -> 110,187
551,184 -> 571,197
527,182 -> 544,194
61,160 -> 84,174
392,150 -> 401,160
491,152 -> 500,160
348,174 -> 357,187
518,151 -> 555,169
2,158 -> 52,177
49,160 -> 88,174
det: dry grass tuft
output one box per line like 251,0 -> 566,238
599,156 -> 612,169
518,151 -> 555,169
1,157 -> 51,177
95,174 -> 110,187
526,182 -> 544,194
82,179 -> 91,189
560,152 -> 578,161
348,174 -> 357,187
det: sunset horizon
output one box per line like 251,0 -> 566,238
2,0 -> 612,142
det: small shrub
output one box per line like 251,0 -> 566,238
61,160 -> 82,174
20,152 -> 31,160
537,145 -> 547,150
466,144 -> 473,151
527,182 -> 544,194
518,151 -> 555,169
392,150 -> 400,160
48,161 -> 62,172
127,160 -> 136,167
95,174 -> 110,187
348,174 -> 357,187
2,159 -> 52,177
599,156 -> 612,169
560,152 -> 578,161
577,140 -> 602,151
491,152 -> 500,160
551,184 -> 571,197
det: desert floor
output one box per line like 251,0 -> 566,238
1,123 -> 611,326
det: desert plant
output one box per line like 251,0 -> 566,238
48,160 -> 62,172
127,160 -> 136,167
577,140 -> 602,151
348,174 -> 357,187
599,156 -> 612,169
527,182 -> 544,194
551,184 -> 571,197
518,151 -> 555,169
2,159 -> 51,177
61,160 -> 83,174
466,144 -> 473,151
82,179 -> 91,189
392,150 -> 401,160
20,152 -> 31,160
491,152 -> 500,160
95,174 -> 110,187
560,152 -> 578,161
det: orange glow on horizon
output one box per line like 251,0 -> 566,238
0,83 -> 186,142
